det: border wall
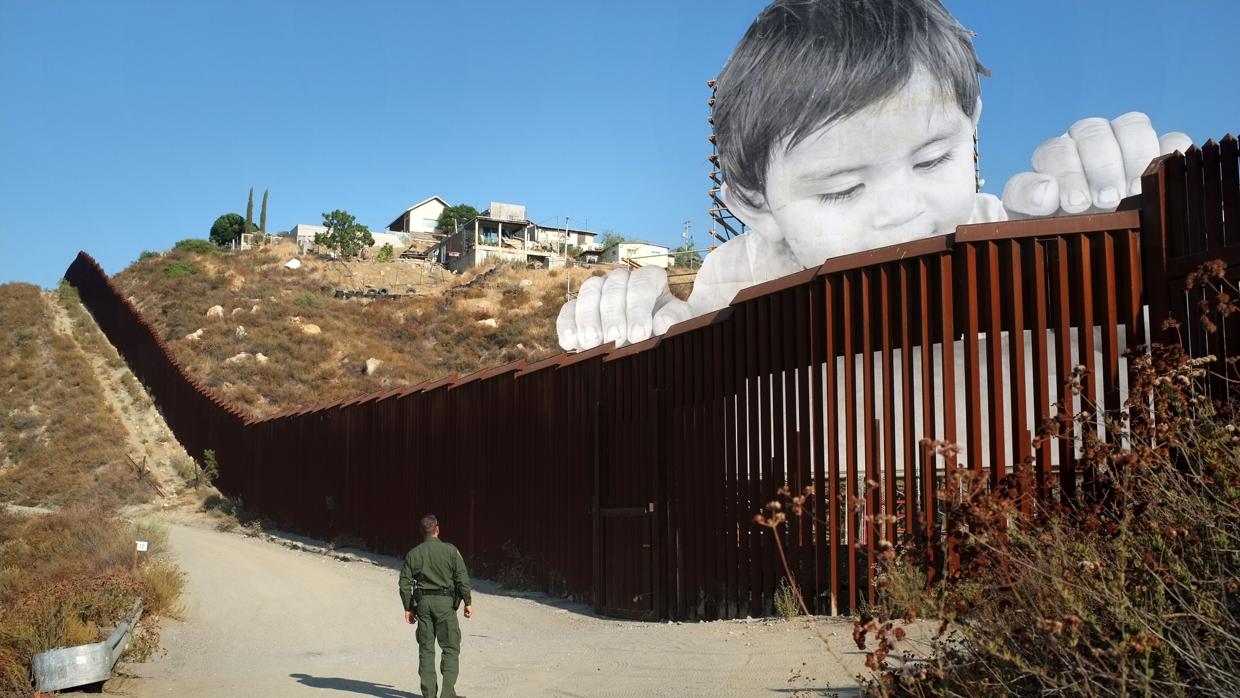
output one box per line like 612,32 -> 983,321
64,140 -> 1240,620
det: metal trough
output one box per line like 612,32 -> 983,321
31,599 -> 142,693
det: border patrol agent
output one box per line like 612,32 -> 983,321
399,514 -> 473,698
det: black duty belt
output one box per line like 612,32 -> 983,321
421,588 -> 453,596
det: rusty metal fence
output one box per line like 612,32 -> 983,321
65,142 -> 1239,620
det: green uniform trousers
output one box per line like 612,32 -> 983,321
416,595 -> 461,698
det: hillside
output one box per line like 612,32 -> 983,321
0,283 -> 160,506
110,239 -> 612,418
0,282 -> 191,693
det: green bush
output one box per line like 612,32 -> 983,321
376,243 -> 394,263
163,260 -> 199,279
138,250 -> 159,261
173,239 -> 218,255
293,290 -> 325,308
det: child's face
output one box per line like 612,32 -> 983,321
750,70 -> 979,266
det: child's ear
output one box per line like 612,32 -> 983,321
721,182 -> 781,242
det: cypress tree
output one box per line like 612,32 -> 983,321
245,187 -> 254,231
260,189 -> 268,233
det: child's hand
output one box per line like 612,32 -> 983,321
556,267 -> 691,351
1002,112 -> 1191,217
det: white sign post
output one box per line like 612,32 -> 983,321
133,540 -> 148,572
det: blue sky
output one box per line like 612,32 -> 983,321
1,1 -> 1236,288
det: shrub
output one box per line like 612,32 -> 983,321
163,260 -> 199,279
173,238 -> 218,255
775,577 -> 800,620
197,449 -> 219,488
138,250 -> 159,261
501,285 -> 530,307
0,507 -> 183,692
293,290 -> 325,308
376,243 -> 394,263
850,265 -> 1240,697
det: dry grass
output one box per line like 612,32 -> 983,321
0,506 -> 184,692
0,283 -> 147,507
110,240 -> 614,417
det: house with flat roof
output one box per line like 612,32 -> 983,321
425,202 -> 605,272
599,240 -> 670,269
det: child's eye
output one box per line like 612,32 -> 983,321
914,151 -> 954,171
818,184 -> 863,204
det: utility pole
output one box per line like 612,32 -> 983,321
563,216 -> 571,298
680,220 -> 693,267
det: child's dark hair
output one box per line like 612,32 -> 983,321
715,0 -> 988,203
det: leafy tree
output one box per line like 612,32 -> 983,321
597,232 -> 626,250
314,209 -> 374,258
260,189 -> 269,233
209,213 -> 248,246
245,187 -> 254,232
436,204 -> 479,234
670,242 -> 703,268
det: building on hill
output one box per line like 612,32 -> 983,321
387,195 -> 450,234
291,224 -> 328,255
599,241 -> 671,269
425,202 -> 606,272
290,223 -> 409,257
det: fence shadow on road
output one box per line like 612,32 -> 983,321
769,687 -> 862,697
256,526 -> 611,620
289,672 -> 420,698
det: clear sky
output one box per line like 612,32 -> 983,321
1,1 -> 1236,288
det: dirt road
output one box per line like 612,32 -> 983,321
125,522 -> 872,697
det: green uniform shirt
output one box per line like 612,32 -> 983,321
398,537 -> 473,611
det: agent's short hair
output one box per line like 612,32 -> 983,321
420,514 -> 439,538
715,0 -> 988,205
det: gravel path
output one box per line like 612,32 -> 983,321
122,522 -> 872,697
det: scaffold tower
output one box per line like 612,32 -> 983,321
706,79 -> 745,244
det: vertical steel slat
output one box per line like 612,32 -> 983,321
1221,135 -> 1239,248
722,313 -> 740,619
1073,234 -> 1097,501
898,262 -> 917,540
984,241 -> 1007,487
879,267 -> 897,548
841,271 -> 858,613
823,275 -> 841,615
1028,240 -> 1053,500
1098,233 -> 1122,427
793,286 -> 814,610
1202,140 -> 1223,250
1051,238 -> 1077,504
767,293 -> 788,615
939,253 -> 959,576
744,302 -> 762,618
860,269 -> 877,606
917,259 -> 937,577
961,243 -> 983,482
1185,146 -> 1206,254
1005,239 -> 1030,482
756,295 -> 774,615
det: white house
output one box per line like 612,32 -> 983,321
387,195 -> 449,235
600,241 -> 670,269
291,224 -> 408,256
291,224 -> 328,254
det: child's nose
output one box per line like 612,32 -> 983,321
870,189 -> 924,230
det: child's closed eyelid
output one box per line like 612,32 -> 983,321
913,151 -> 955,171
818,183 -> 864,203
